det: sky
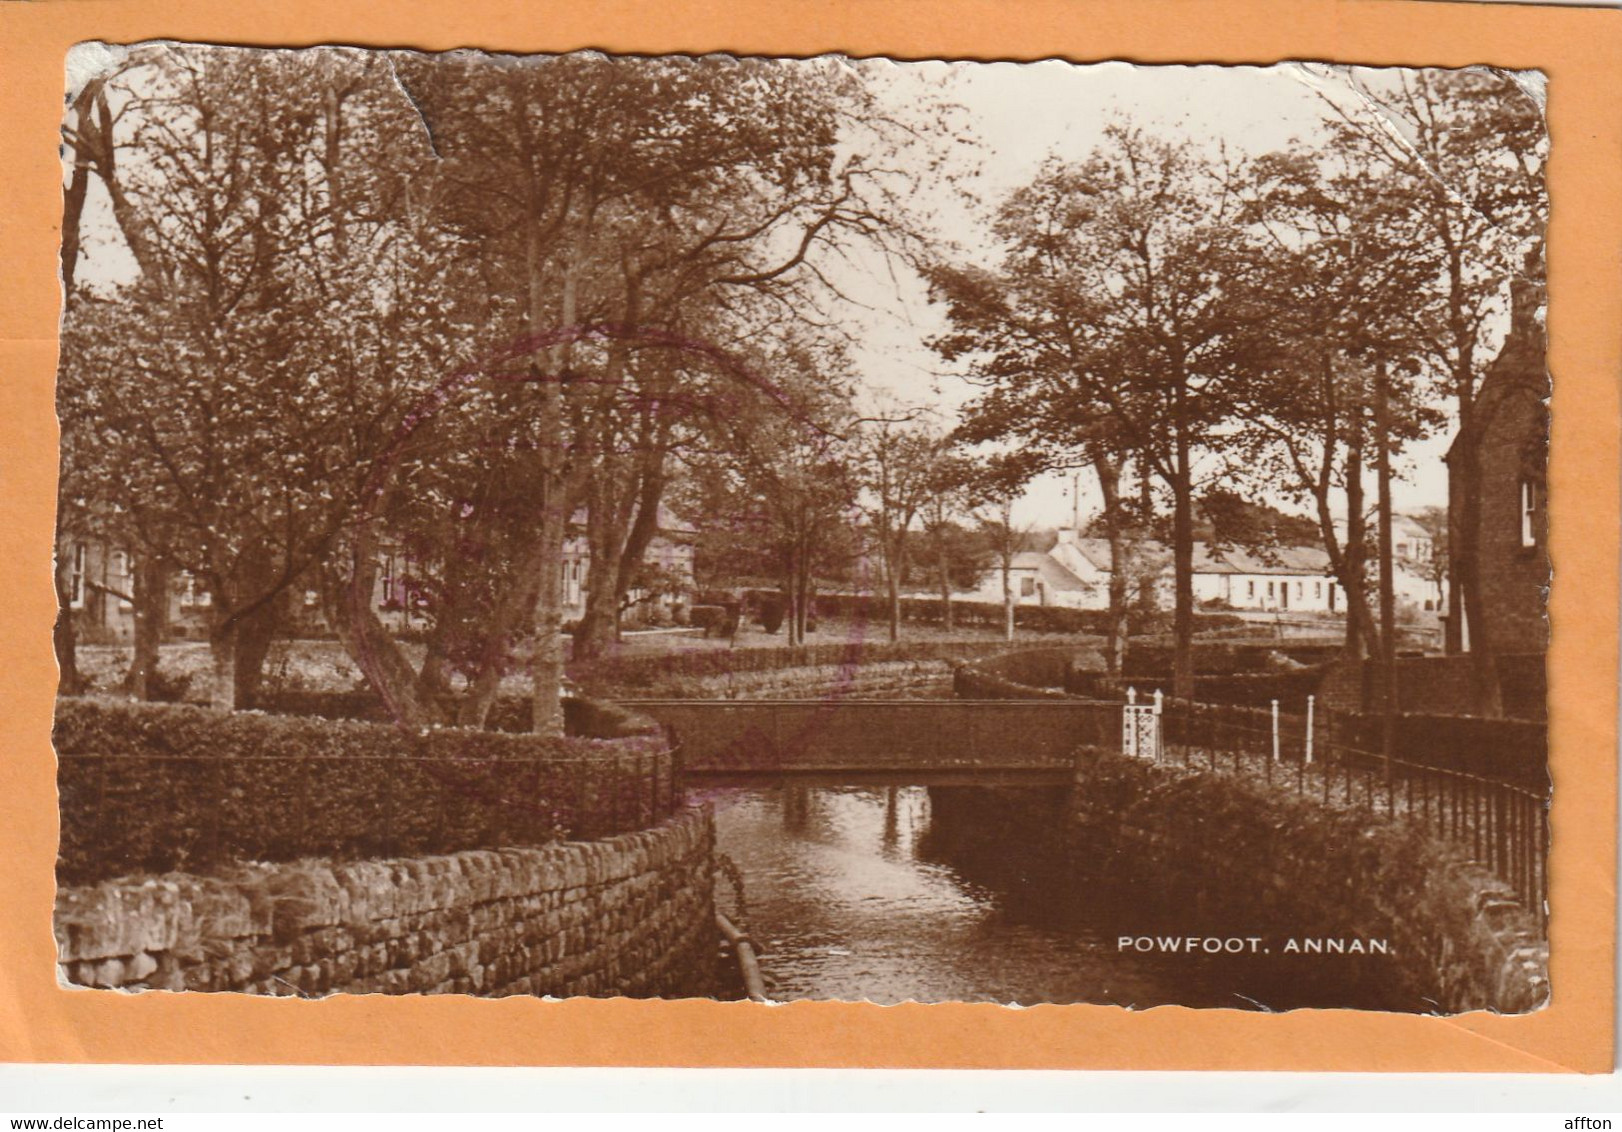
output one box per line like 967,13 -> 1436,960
825,58 -> 1515,530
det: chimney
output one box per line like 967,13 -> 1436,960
1510,244 -> 1546,335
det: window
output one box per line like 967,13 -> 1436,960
1296,581 -> 1304,599
1314,581 -> 1323,599
69,543 -> 86,609
1020,576 -> 1036,598
379,556 -> 396,608
1267,581 -> 1275,600
1520,479 -> 1538,548
1247,580 -> 1255,599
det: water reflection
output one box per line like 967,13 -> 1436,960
711,783 -> 1415,1010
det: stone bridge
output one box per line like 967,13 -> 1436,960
623,698 -> 1120,785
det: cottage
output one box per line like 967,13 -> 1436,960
964,529 -> 1347,615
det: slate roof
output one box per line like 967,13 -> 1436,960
1009,550 -> 1095,592
1037,536 -> 1334,579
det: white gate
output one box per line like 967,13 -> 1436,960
1122,687 -> 1163,761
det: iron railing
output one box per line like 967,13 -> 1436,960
1152,697 -> 1549,931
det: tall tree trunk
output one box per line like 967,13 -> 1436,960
1453,430 -> 1502,715
326,550 -> 442,729
530,501 -> 569,737
53,554 -> 80,697
1170,438 -> 1195,701
232,589 -> 282,710
207,595 -> 241,712
1375,358 -> 1399,756
123,555 -> 169,700
1344,402 -> 1372,662
61,86 -> 94,301
1095,453 -> 1127,677
573,490 -> 623,663
886,543 -> 902,643
525,202 -> 575,737
1443,240 -> 1500,714
1000,543 -> 1015,644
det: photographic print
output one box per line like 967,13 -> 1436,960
51,43 -> 1549,1014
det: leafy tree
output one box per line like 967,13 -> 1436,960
917,451 -> 986,628
677,338 -> 863,645
1233,148 -> 1444,658
1312,67 -> 1546,710
59,45 -> 451,711
860,419 -> 950,642
374,53 -> 917,727
933,127 -> 1276,691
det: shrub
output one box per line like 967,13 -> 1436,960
688,604 -> 729,636
758,595 -> 785,635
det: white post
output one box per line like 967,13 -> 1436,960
1123,686 -> 1136,758
1305,695 -> 1316,764
1271,698 -> 1280,762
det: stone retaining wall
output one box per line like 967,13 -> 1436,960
957,649 -> 1548,1014
1071,754 -> 1548,1013
55,808 -> 716,999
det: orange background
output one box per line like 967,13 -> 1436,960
0,0 -> 1615,1073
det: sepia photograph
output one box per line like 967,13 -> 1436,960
51,43 -> 1549,1014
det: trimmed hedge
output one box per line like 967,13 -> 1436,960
1068,668 -> 1331,712
55,698 -> 676,884
785,591 -> 1212,635
1332,712 -> 1549,792
1119,639 -> 1344,677
257,689 -> 660,739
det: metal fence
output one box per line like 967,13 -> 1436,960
1140,694 -> 1549,932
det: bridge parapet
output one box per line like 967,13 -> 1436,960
627,698 -> 1116,782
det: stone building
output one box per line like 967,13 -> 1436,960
1444,274 -> 1549,657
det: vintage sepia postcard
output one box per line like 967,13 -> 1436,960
0,0 -> 1616,1074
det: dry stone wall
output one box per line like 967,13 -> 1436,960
55,808 -> 716,999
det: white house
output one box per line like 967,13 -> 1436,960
1181,543 -> 1343,613
962,530 -> 1110,609
964,530 -> 1346,614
